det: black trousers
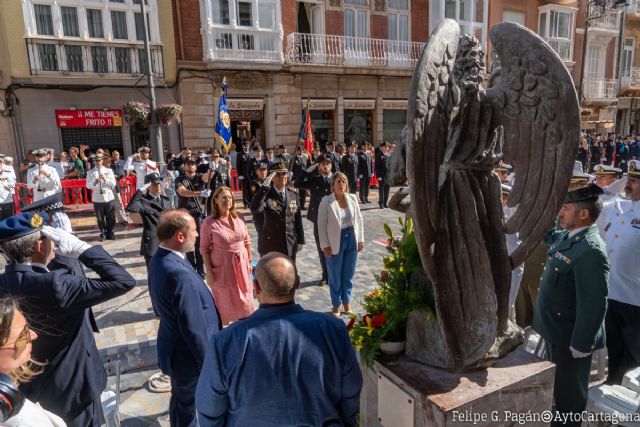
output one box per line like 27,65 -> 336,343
548,343 -> 592,427
298,188 -> 308,209
313,222 -> 328,282
66,398 -> 101,427
378,181 -> 390,206
93,200 -> 115,237
169,375 -> 198,427
348,179 -> 357,195
359,177 -> 370,202
240,178 -> 250,207
605,299 -> 640,385
186,215 -> 204,276
0,202 -> 14,220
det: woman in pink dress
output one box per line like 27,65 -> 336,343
200,186 -> 254,325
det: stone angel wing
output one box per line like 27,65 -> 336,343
405,19 -> 460,282
487,22 -> 580,268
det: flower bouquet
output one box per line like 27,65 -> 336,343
122,101 -> 150,128
156,104 -> 183,127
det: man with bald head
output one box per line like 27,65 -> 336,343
149,209 -> 221,427
196,252 -> 362,427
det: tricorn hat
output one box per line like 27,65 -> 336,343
565,183 -> 604,203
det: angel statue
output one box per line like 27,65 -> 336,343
390,20 -> 580,371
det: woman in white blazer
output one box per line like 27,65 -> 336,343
317,172 -> 365,316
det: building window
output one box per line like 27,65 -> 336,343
38,44 -> 58,70
587,45 -> 601,79
87,9 -> 104,38
114,47 -> 131,73
388,0 -> 409,42
34,4 -> 54,36
258,1 -> 275,29
211,0 -> 231,25
65,45 -> 84,72
61,7 -> 80,37
344,109 -> 372,145
430,0 -> 487,47
237,1 -> 253,26
502,10 -> 525,25
538,7 -> 574,61
383,109 -> 406,143
111,11 -> 128,39
344,9 -> 368,38
91,45 -> 108,73
622,37 -> 634,77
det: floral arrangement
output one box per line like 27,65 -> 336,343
122,101 -> 150,127
348,218 -> 433,368
156,104 -> 183,127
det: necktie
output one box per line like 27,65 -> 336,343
280,192 -> 286,202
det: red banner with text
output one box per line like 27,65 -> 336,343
55,109 -> 123,128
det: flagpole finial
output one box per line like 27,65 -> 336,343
221,76 -> 227,96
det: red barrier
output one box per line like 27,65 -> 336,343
230,170 -> 240,192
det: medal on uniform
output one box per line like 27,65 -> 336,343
288,200 -> 298,214
553,251 -> 572,264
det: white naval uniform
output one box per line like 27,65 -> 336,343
0,167 -> 16,204
85,167 -> 117,203
600,198 -> 640,306
125,158 -> 158,190
26,163 -> 62,202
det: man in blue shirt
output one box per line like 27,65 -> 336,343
196,252 -> 363,427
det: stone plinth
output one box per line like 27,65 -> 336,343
360,349 -> 555,427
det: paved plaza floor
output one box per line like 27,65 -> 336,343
52,189 -> 404,425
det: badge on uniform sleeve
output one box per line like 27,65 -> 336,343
288,200 -> 298,214
553,251 -> 572,264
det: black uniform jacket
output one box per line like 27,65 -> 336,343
127,189 -> 172,257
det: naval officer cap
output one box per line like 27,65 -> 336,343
565,183 -> 604,204
255,161 -> 268,171
268,161 -> 288,173
317,153 -> 333,164
571,161 -> 592,182
0,211 -> 49,242
21,193 -> 64,214
138,146 -> 151,153
627,160 -> 640,178
144,173 -> 162,185
32,149 -> 48,157
594,164 -> 622,176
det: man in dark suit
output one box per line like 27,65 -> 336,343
251,161 -> 305,260
237,141 -> 252,207
126,173 -> 172,270
290,145 -> 310,209
196,252 -> 362,426
375,142 -> 391,208
325,141 -> 340,172
0,212 -> 136,427
149,209 -> 221,427
532,184 -> 609,427
341,142 -> 359,195
357,143 -> 372,203
298,154 -> 333,285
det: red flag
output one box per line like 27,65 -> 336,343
304,109 -> 314,156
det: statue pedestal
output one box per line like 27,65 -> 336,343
360,349 -> 555,427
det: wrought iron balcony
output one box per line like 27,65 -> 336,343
285,33 -> 424,69
204,28 -> 282,63
26,38 -> 164,78
621,67 -> 640,88
584,78 -> 619,100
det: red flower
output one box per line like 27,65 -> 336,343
362,313 -> 372,325
347,317 -> 356,331
371,313 -> 386,328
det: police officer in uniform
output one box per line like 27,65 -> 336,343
375,141 -> 391,208
532,184 -> 609,426
341,142 -> 359,195
126,173 -> 172,271
237,141 -> 252,207
357,144 -> 372,203
249,147 -> 266,180
299,154 -> 333,285
206,150 -> 231,214
290,145 -> 311,209
325,141 -> 340,172
251,161 -> 304,260
249,163 -> 269,246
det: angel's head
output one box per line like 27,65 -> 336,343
453,34 -> 485,90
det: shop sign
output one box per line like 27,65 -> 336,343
55,109 -> 123,128
227,98 -> 264,110
383,100 -> 408,110
302,99 -> 336,110
344,99 -> 376,110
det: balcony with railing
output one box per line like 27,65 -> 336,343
621,67 -> 640,88
584,78 -> 619,101
26,38 -> 164,78
204,28 -> 282,63
589,10 -> 621,33
285,33 -> 425,69
628,0 -> 640,18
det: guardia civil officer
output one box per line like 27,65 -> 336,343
237,141 -> 252,207
290,145 -> 311,209
126,173 -> 172,270
0,211 -> 136,427
298,154 -> 333,285
341,141 -> 359,195
251,161 -> 304,260
532,184 -> 609,427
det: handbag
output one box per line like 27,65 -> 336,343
113,192 -> 130,225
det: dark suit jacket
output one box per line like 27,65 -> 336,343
299,170 -> 332,223
0,246 -> 136,422
341,153 -> 359,186
127,190 -> 172,257
290,155 -> 310,185
250,186 -> 304,257
375,152 -> 389,183
357,151 -> 372,178
148,248 -> 221,380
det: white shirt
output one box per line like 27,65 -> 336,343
600,198 -> 640,306
339,206 -> 353,228
26,164 -> 62,202
158,244 -> 186,260
3,397 -> 66,427
125,157 -> 158,189
0,167 -> 15,204
85,166 -> 117,203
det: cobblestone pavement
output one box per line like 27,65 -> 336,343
2,189 -> 406,425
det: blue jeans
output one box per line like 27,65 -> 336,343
325,226 -> 358,308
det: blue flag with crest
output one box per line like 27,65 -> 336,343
214,78 -> 233,153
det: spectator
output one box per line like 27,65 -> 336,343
149,210 -> 221,426
196,252 -> 363,427
64,147 -> 85,179
111,150 -> 126,179
59,152 -> 69,172
317,172 -> 364,316
200,187 -> 253,325
0,297 -> 66,427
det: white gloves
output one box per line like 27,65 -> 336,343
42,225 -> 92,258
604,176 -> 627,196
200,189 -> 212,198
305,164 -> 319,173
263,172 -> 276,187
569,346 -> 590,359
398,186 -> 410,196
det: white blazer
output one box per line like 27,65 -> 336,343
317,193 -> 364,255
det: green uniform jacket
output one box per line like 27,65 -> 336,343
532,225 -> 609,354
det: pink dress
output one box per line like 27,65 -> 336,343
200,214 -> 254,324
